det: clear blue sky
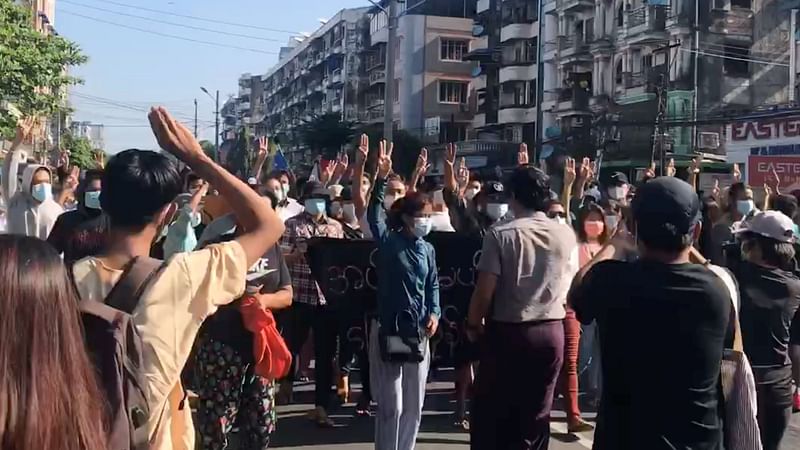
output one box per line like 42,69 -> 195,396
56,0 -> 368,153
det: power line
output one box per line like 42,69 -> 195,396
76,0 -> 302,35
679,48 -> 790,67
71,92 -> 214,125
59,10 -> 278,55
60,0 -> 285,43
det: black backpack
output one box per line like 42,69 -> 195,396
79,257 -> 164,450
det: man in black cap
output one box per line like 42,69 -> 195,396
569,177 -> 731,450
604,171 -> 630,204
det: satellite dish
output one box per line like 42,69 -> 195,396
472,24 -> 485,36
539,145 -> 554,160
471,66 -> 483,77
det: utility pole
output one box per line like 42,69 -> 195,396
383,0 -> 398,143
193,98 -> 198,138
214,90 -> 220,162
652,41 -> 682,176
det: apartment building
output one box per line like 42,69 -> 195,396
536,0 -> 794,167
234,1 -> 478,164
68,121 -> 105,150
468,0 -> 540,144
364,0 -> 477,143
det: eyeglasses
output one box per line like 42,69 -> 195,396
547,211 -> 567,219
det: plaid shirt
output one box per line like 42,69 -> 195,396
280,212 -> 344,306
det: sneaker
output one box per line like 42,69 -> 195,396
568,417 -> 595,433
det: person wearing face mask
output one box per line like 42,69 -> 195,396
710,182 -> 757,264
546,200 -> 569,225
604,172 -> 630,205
2,121 -> 66,239
162,177 -> 209,259
47,169 -> 110,264
367,148 -> 440,450
331,188 -> 364,240
259,174 -> 303,222
467,166 -> 578,449
279,181 -> 345,426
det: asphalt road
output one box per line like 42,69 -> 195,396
263,376 -> 800,450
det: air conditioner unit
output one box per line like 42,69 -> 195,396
698,132 -> 720,150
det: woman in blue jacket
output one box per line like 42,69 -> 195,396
366,141 -> 441,450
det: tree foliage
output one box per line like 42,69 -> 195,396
227,127 -> 252,178
299,112 -> 357,160
61,133 -> 97,169
0,0 -> 87,138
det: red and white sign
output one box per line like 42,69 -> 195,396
747,155 -> 800,191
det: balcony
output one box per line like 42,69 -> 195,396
240,87 -> 252,96
238,101 -> 251,112
558,35 -> 591,63
710,7 -> 754,43
477,0 -> 489,14
473,74 -> 486,91
625,5 -> 669,44
555,87 -> 591,117
331,68 -> 343,85
499,65 -> 537,83
368,97 -> 385,109
500,22 -> 538,43
473,112 -> 486,128
557,0 -> 593,13
369,69 -> 386,85
623,71 -> 646,89
367,109 -> 384,123
498,106 -> 536,124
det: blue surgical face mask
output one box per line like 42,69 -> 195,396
304,198 -> 327,216
412,217 -> 432,238
736,199 -> 755,217
486,203 -> 508,221
31,183 -> 52,202
84,191 -> 102,210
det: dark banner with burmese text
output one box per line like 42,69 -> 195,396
306,232 -> 482,366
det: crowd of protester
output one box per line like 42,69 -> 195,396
0,109 -> 798,450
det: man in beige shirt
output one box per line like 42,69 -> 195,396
72,108 -> 285,450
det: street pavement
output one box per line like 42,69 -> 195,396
261,372 -> 800,450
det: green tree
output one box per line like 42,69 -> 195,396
299,112 -> 356,160
0,0 -> 87,138
60,133 -> 97,169
227,127 -> 252,178
198,140 -> 215,159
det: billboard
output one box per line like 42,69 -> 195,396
747,155 -> 800,191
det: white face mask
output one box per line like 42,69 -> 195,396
281,182 -> 291,199
736,199 -> 755,217
605,214 -> 619,231
608,186 -> 626,200
272,187 -> 286,203
486,203 -> 508,221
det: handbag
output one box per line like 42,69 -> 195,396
239,296 -> 293,381
707,264 -> 763,450
378,310 -> 427,363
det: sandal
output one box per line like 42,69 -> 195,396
567,417 -> 594,433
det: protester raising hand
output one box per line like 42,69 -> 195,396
352,134 -> 371,221
666,158 -> 676,177
251,136 -> 269,181
331,152 -> 349,185
518,143 -> 529,166
409,148 -> 430,193
688,158 -> 700,191
57,166 -> 80,207
733,163 -> 742,183
377,139 -> 393,178
443,143 -> 458,194
563,158 -> 577,225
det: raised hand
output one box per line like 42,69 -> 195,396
63,166 -> 79,193
578,157 -> 593,183
320,159 -> 336,185
148,107 -> 205,163
644,162 -> 657,180
93,150 -> 105,169
377,139 -> 393,178
711,179 -> 721,201
57,149 -> 70,168
518,143 -> 529,166
356,133 -> 369,164
14,117 -> 36,144
732,163 -> 742,183
445,142 -> 456,167
666,158 -> 676,177
256,136 -> 269,163
690,157 -> 701,175
564,157 -> 577,187
415,148 -> 431,175
331,151 -> 349,182
766,166 -> 780,194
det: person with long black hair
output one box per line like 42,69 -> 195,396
47,169 -> 109,264
367,142 -> 440,450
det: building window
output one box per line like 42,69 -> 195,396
440,39 -> 469,61
723,45 -> 749,77
731,0 -> 751,8
393,79 -> 400,103
439,80 -> 469,104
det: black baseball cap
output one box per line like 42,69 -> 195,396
632,177 -> 700,235
483,181 -> 506,202
302,181 -> 329,200
608,171 -> 629,186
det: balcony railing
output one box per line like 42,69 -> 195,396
626,4 -> 669,33
369,70 -> 386,84
623,71 -> 646,88
710,7 -> 753,38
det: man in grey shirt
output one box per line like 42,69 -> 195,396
467,165 -> 578,450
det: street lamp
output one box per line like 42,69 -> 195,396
200,87 -> 220,161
